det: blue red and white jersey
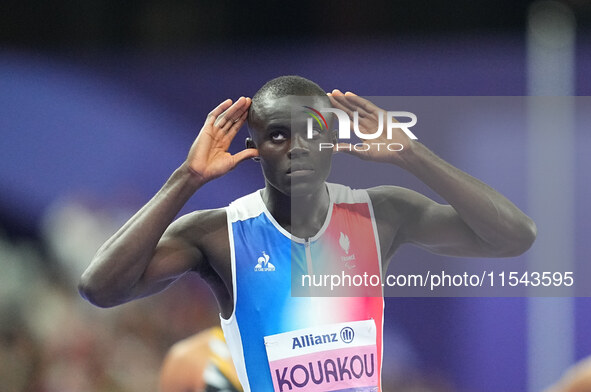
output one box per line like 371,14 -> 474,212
221,183 -> 384,392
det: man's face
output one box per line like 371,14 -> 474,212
249,95 -> 335,197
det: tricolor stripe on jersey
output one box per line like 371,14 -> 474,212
221,183 -> 384,392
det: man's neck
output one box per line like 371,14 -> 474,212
261,183 -> 330,239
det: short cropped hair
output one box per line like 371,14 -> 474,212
248,75 -> 329,127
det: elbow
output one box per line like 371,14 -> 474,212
498,217 -> 538,257
524,218 -> 538,249
78,275 -> 107,308
78,271 -> 122,308
515,217 -> 537,255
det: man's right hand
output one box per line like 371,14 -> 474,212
185,97 -> 258,184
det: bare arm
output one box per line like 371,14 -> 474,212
78,97 -> 258,308
369,144 -> 537,260
329,91 -> 536,263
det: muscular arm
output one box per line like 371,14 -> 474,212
78,166 -> 205,307
330,91 -> 536,265
78,97 -> 257,308
394,142 -> 536,257
370,141 -> 536,262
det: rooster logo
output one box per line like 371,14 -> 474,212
339,232 -> 350,255
255,251 -> 275,271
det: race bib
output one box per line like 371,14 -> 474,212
264,320 -> 379,392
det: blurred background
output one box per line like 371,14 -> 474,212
1,0 -> 590,391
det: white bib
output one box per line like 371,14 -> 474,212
264,320 -> 379,392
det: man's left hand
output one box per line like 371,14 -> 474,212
328,90 -> 415,166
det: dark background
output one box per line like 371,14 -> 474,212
1,0 -> 591,49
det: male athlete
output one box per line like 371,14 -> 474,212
79,76 -> 536,391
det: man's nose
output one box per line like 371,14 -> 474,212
288,133 -> 310,158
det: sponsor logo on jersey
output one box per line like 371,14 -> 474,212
255,251 -> 275,271
339,232 -> 356,268
292,326 -> 355,350
292,332 -> 338,349
340,327 -> 354,343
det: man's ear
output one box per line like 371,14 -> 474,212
245,137 -> 260,162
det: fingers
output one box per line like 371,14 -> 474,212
329,89 -> 359,115
222,109 -> 249,144
328,92 -> 348,113
214,97 -> 251,129
232,147 -> 259,166
328,89 -> 378,117
206,99 -> 233,125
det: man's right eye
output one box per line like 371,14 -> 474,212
270,131 -> 287,142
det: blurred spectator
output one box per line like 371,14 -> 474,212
0,195 -> 219,392
159,327 -> 242,392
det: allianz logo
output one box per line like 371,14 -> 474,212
292,326 -> 355,349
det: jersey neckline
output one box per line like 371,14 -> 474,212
257,183 -> 334,244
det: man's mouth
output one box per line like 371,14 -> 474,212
287,165 -> 314,176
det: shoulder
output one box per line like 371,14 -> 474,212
167,208 -> 228,242
328,183 -> 426,208
366,185 -> 438,243
226,189 -> 265,222
163,209 -> 231,269
170,188 -> 264,236
326,182 -> 371,204
366,185 -> 430,216
327,183 -> 430,223
169,190 -> 263,237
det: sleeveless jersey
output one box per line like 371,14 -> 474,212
221,183 -> 384,391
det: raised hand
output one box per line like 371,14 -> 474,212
185,97 -> 258,183
328,90 -> 414,165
